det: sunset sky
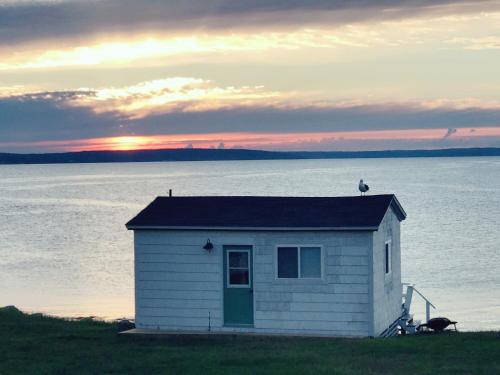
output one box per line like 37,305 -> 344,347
1,0 -> 500,152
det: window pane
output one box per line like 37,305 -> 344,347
277,247 -> 298,278
229,269 -> 249,285
229,252 -> 248,268
385,244 -> 390,274
300,247 -> 321,278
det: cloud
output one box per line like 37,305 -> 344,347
61,77 -> 286,119
447,36 -> 500,49
2,4 -> 499,71
8,78 -> 500,123
443,128 -> 457,138
0,90 -> 122,142
0,0 -> 498,47
1,78 -> 500,152
0,30 -> 369,70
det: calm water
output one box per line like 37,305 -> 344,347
0,157 -> 499,330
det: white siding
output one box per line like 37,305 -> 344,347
134,229 -> 372,336
252,231 -> 371,336
371,208 -> 403,336
135,231 -> 228,330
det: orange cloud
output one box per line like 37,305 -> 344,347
25,77 -> 499,122
62,77 -> 288,119
3,10 -> 499,71
0,29 -> 361,71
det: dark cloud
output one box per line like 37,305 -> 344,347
0,0 -> 497,46
0,92 -> 122,142
131,104 -> 500,136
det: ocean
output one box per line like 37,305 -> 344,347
0,157 -> 499,330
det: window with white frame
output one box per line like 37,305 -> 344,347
384,240 -> 392,275
276,246 -> 322,279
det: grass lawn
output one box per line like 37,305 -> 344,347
1,307 -> 499,375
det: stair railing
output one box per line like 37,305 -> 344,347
402,283 -> 436,323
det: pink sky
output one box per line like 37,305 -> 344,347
2,127 -> 500,153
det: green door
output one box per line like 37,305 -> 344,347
223,246 -> 254,326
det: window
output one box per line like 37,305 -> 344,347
277,246 -> 322,279
277,247 -> 298,278
227,250 -> 250,287
384,241 -> 392,275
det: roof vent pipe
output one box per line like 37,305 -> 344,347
169,189 -> 172,197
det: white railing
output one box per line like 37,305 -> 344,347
402,283 -> 436,323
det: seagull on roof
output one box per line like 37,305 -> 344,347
359,179 -> 369,195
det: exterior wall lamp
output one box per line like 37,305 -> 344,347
203,239 -> 214,252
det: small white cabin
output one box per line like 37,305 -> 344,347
126,194 -> 406,337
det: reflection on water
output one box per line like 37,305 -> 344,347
1,157 -> 499,330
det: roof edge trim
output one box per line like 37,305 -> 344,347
126,225 -> 379,231
389,195 -> 407,221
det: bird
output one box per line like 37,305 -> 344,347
359,179 -> 369,195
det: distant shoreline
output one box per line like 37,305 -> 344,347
1,147 -> 500,165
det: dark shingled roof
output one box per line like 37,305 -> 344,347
126,194 -> 406,231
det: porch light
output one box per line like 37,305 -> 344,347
203,239 -> 214,252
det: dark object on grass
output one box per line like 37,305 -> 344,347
117,319 -> 135,332
418,317 -> 457,332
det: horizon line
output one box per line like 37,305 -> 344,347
2,145 -> 500,156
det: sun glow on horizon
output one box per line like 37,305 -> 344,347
108,136 -> 152,151
2,127 -> 500,153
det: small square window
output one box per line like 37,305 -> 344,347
277,246 -> 322,279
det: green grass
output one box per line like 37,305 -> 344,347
1,307 -> 499,375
